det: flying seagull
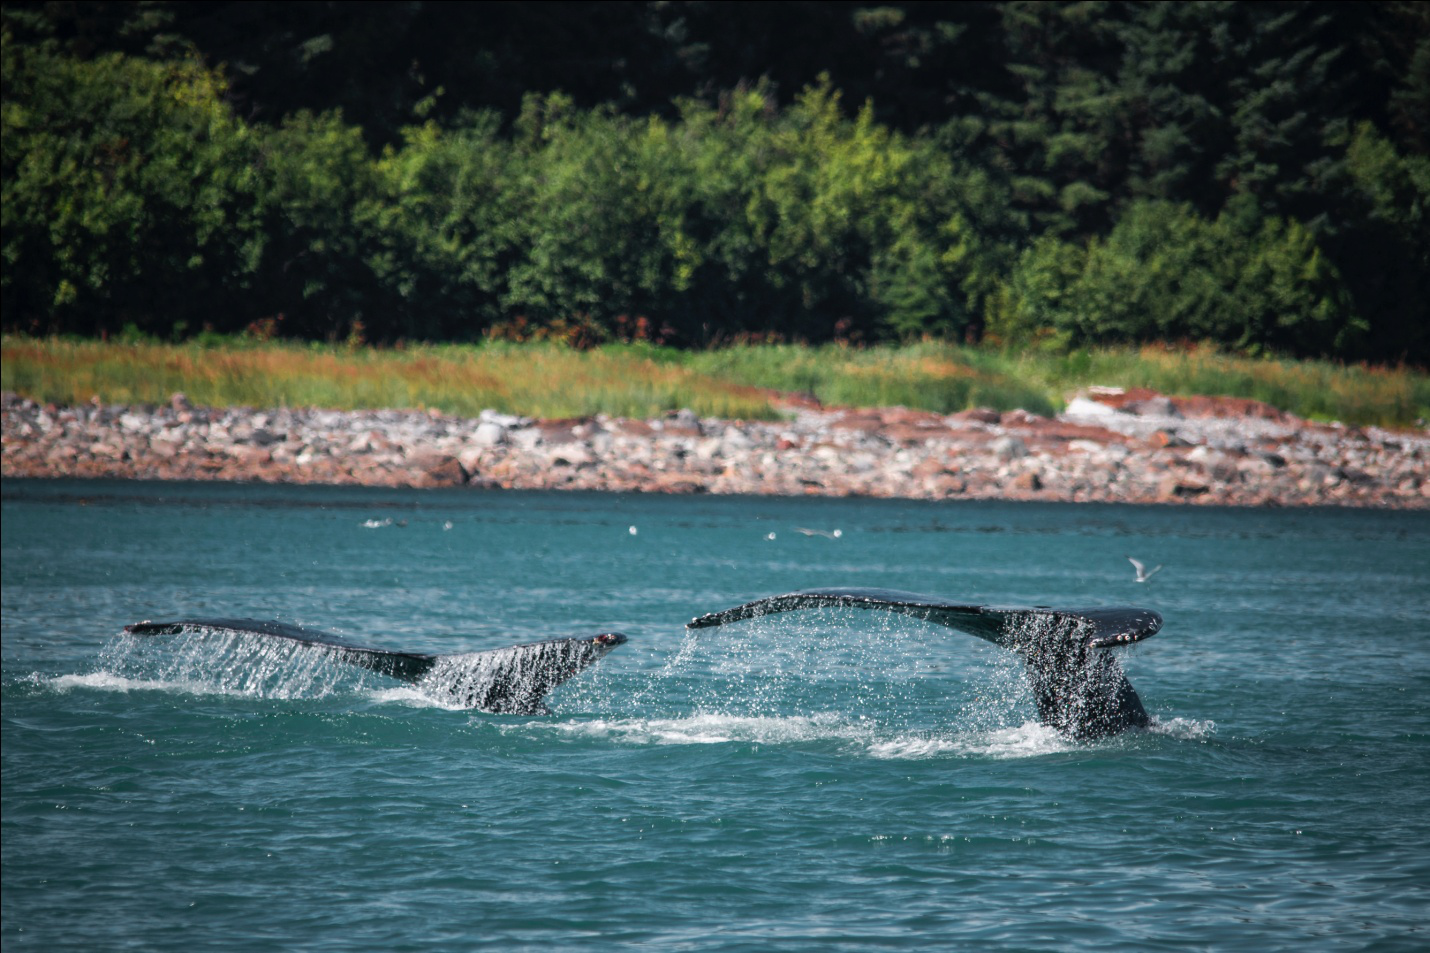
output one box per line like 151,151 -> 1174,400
795,527 -> 843,539
1127,556 -> 1163,583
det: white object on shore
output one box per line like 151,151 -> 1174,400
1064,396 -> 1121,418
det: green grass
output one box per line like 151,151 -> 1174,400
0,338 -> 779,420
681,342 -> 1061,417
986,344 -> 1430,428
4,336 -> 1426,428
680,341 -> 1428,428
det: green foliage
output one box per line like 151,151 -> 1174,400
497,96 -> 688,338
370,115 -> 526,340
985,236 -> 1087,351
989,199 -> 1363,358
375,83 -> 990,347
1317,122 -> 1430,362
3,7 -> 1427,363
1,35 -> 262,336
251,110 -> 389,340
636,82 -> 973,343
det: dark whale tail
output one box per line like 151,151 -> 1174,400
123,619 -> 626,714
687,587 -> 1162,740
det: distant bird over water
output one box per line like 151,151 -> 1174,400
1127,556 -> 1163,583
795,527 -> 843,539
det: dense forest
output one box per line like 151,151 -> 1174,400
2,1 -> 1427,362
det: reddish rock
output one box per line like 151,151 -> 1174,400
409,455 -> 467,488
1148,430 -> 1189,448
1012,471 -> 1043,491
1171,394 -> 1289,421
911,457 -> 952,478
1089,386 -> 1290,423
948,408 -> 1001,425
536,418 -> 591,444
230,445 -> 272,466
1017,419 -> 1129,443
827,411 -> 887,433
882,424 -> 946,445
1158,475 -> 1209,498
1000,409 -> 1048,426
610,419 -> 653,437
668,475 -> 710,493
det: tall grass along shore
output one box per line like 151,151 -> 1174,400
3,336 -> 1425,429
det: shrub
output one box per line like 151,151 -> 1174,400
1,37 -> 262,336
988,198 -> 1361,357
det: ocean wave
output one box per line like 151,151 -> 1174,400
508,711 -> 1088,759
365,685 -> 466,709
516,711 -> 862,746
1147,715 -> 1217,739
868,721 -> 1076,759
41,671 -> 247,699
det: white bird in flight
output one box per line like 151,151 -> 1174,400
795,527 -> 843,539
1127,556 -> 1163,583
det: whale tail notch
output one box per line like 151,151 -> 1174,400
122,619 -> 626,714
686,587 -> 1161,740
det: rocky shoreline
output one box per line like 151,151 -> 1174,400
3,389 -> 1426,508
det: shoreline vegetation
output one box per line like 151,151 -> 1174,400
4,390 -> 1424,510
4,337 -> 1426,430
4,4 -> 1426,508
3,339 -> 1426,511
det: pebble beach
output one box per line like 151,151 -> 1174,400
3,388 -> 1426,508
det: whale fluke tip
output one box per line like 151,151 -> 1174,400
123,618 -> 627,713
688,587 -> 1163,740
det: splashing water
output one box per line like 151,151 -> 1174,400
592,607 -> 1045,743
514,712 -> 1080,760
89,626 -> 625,715
94,629 -> 379,701
420,638 -> 617,714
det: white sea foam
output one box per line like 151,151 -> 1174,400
366,685 -> 463,709
1148,715 -> 1217,739
50,667 -> 484,712
869,721 -> 1076,760
512,711 -> 1080,759
44,671 -> 248,699
520,711 -> 865,746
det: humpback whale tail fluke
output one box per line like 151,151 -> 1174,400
686,587 -> 1162,740
122,619 -> 626,714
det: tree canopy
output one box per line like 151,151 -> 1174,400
3,1 -> 1426,362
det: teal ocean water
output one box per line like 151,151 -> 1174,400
3,480 -> 1427,952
